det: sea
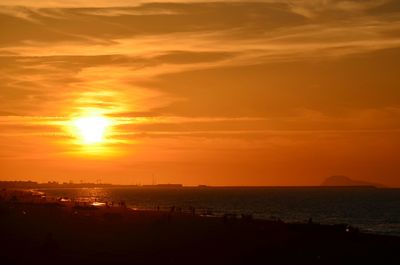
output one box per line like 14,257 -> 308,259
39,187 -> 400,236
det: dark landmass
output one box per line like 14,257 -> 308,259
0,181 -> 184,189
321,176 -> 384,188
0,181 -> 115,189
1,180 -> 390,190
142,184 -> 183,188
0,189 -> 399,265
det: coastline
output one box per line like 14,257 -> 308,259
1,188 -> 399,264
35,185 -> 400,236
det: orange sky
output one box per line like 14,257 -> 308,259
1,0 -> 400,186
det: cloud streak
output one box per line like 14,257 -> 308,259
1,0 -> 400,185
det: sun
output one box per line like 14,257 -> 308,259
74,116 -> 111,144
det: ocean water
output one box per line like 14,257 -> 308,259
39,187 -> 400,236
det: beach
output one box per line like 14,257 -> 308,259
0,189 -> 399,265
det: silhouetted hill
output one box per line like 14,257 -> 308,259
321,176 -> 383,187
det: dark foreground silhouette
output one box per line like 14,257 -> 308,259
0,191 -> 399,265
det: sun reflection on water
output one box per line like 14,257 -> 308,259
74,188 -> 110,202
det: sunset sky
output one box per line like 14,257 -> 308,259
1,0 -> 400,186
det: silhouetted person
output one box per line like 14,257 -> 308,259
42,232 -> 59,256
11,195 -> 18,202
223,214 -> 228,224
241,214 -> 253,223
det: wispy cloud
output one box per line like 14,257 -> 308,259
1,1 -> 400,185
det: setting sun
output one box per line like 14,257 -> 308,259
1,0 -> 400,187
74,116 -> 111,144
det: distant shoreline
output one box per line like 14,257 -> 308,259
2,180 -> 396,189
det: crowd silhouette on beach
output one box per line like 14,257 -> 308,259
1,188 -> 398,265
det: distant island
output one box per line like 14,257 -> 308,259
321,176 -> 383,188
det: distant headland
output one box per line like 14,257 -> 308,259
321,176 -> 384,188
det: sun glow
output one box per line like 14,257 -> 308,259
74,116 -> 111,144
